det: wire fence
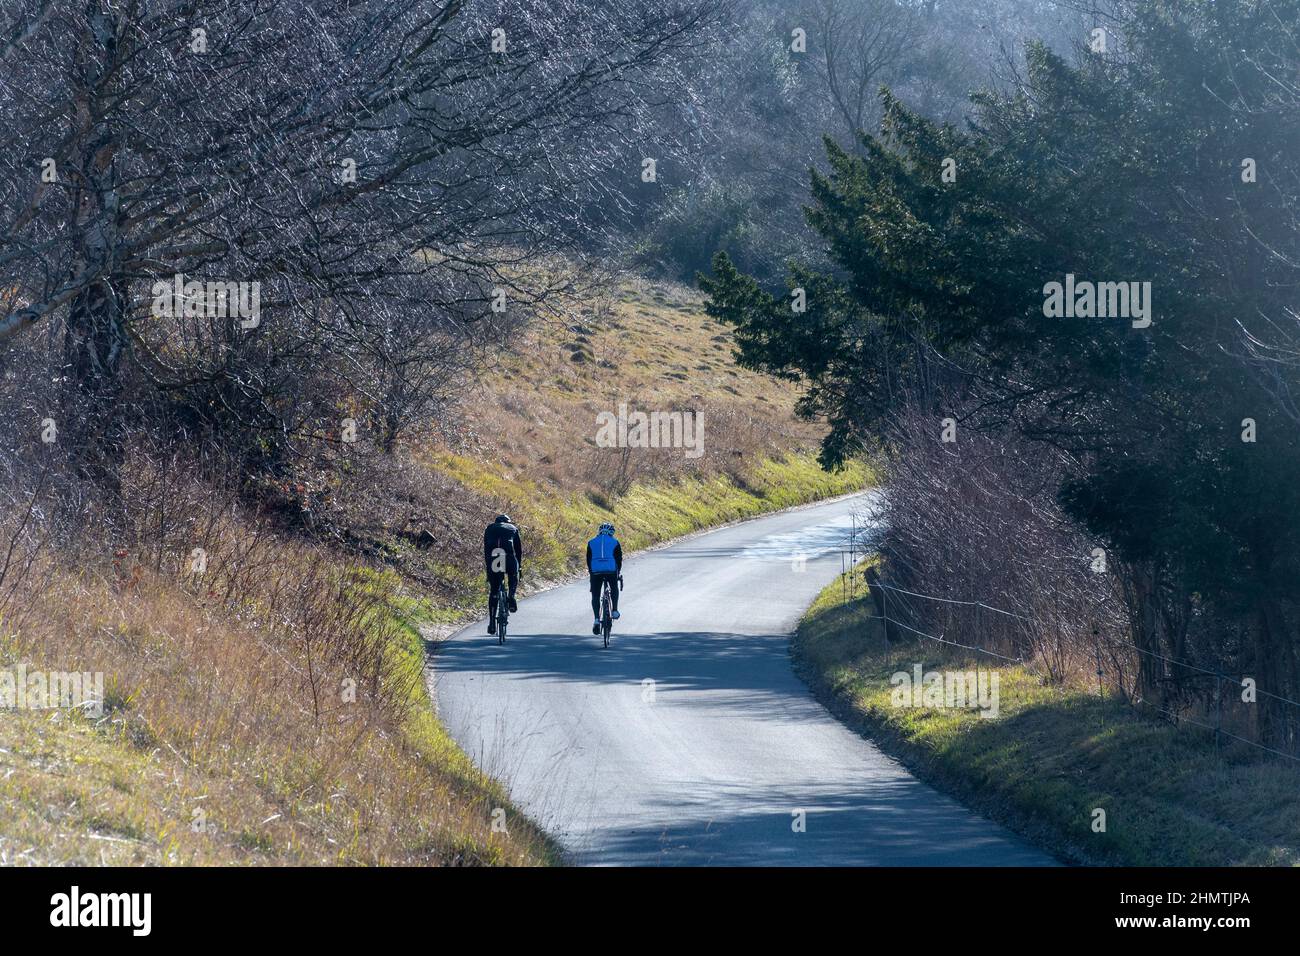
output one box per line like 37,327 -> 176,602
838,548 -> 1300,764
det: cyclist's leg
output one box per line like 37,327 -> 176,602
609,575 -> 619,613
487,569 -> 503,618
590,576 -> 603,634
506,561 -> 519,610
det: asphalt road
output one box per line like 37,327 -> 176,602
433,493 -> 1054,865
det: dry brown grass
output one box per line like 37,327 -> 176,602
0,475 -> 553,866
450,277 -> 826,491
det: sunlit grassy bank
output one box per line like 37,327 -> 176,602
794,575 -> 1300,866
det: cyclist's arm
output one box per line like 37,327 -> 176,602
614,543 -> 622,573
513,529 -> 523,567
482,527 -> 493,567
585,543 -> 593,573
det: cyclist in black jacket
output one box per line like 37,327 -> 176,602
484,514 -> 522,635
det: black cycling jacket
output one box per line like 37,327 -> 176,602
483,520 -> 523,570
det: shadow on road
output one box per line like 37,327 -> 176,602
567,778 -> 1055,866
435,630 -> 822,716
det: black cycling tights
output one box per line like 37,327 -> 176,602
590,572 -> 619,618
487,567 -> 518,618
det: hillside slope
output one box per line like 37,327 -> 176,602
0,276 -> 868,866
359,277 -> 870,604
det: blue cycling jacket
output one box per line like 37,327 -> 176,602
586,534 -> 621,574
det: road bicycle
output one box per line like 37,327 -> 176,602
599,574 -> 623,648
494,579 -> 510,644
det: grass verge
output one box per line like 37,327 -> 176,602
793,573 -> 1300,866
428,450 -> 872,603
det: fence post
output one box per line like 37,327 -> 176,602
881,579 -> 890,671
1092,622 -> 1103,697
1214,671 -> 1223,752
864,566 -> 898,650
850,515 -> 857,603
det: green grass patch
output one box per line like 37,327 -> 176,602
793,573 -> 1300,866
356,569 -> 561,865
430,451 -> 872,609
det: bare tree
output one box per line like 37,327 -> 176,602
806,0 -> 919,146
0,0 -> 723,468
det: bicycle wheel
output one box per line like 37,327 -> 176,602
497,586 -> 508,643
601,586 -> 611,648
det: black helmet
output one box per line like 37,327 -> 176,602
495,514 -> 511,524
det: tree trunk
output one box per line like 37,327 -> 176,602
65,275 -> 126,395
1125,562 -> 1164,703
62,274 -> 127,486
1255,596 -> 1296,751
60,2 -> 127,480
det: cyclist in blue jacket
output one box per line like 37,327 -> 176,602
586,522 -> 622,635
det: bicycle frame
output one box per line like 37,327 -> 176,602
495,580 -> 509,643
599,575 -> 622,648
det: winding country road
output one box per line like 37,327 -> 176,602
433,493 -> 1054,865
